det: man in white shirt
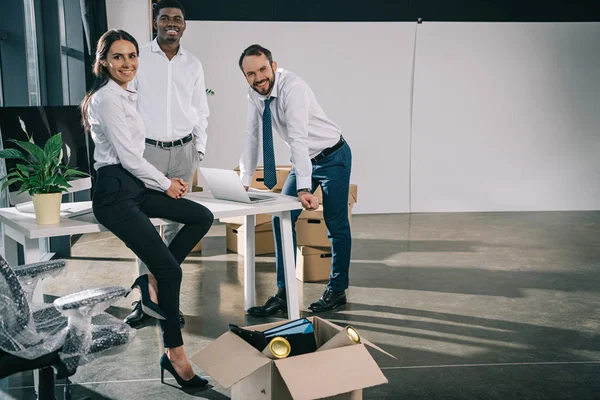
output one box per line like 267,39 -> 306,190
239,44 -> 353,316
124,0 -> 209,328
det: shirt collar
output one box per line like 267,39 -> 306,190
151,37 -> 185,57
107,78 -> 137,102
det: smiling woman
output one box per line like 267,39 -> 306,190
79,27 -> 215,389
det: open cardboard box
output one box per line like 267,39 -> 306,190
235,165 -> 292,192
313,184 -> 358,205
191,316 -> 394,400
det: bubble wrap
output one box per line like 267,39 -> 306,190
0,255 -> 135,378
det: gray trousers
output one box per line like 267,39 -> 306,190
137,139 -> 201,275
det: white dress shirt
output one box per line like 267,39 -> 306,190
131,39 -> 209,153
239,69 -> 342,190
88,79 -> 172,192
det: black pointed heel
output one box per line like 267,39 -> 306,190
160,354 -> 208,388
125,274 -> 166,320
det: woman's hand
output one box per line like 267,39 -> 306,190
166,178 -> 189,199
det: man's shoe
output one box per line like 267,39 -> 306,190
124,301 -> 150,327
247,294 -> 287,317
308,289 -> 347,313
125,301 -> 186,328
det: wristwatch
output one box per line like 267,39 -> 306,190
297,188 -> 310,194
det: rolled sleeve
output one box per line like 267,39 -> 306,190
239,94 -> 261,186
192,63 -> 209,154
283,84 -> 312,190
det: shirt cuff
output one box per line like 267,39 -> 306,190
159,176 -> 172,192
296,176 -> 312,191
194,141 -> 206,154
240,173 -> 253,187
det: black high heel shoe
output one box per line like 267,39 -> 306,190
160,353 -> 208,388
125,274 -> 166,320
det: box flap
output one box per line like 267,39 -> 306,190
226,222 -> 272,233
315,318 -> 396,359
298,206 -> 324,220
190,332 -> 270,388
299,245 -> 332,256
274,344 -> 388,400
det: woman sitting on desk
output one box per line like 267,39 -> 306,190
80,29 -> 213,388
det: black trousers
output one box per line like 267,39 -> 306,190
92,165 -> 213,347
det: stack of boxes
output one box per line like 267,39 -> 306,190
222,166 -> 359,284
295,184 -> 358,282
222,166 -> 292,255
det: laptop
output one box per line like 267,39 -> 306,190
199,167 -> 277,204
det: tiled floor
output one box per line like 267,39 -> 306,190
2,211 -> 600,399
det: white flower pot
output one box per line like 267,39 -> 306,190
32,193 -> 62,225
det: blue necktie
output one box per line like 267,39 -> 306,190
262,98 -> 277,190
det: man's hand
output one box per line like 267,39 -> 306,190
166,178 -> 188,199
244,185 -> 249,191
298,191 -> 319,210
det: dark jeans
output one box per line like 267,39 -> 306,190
272,140 -> 352,292
92,165 -> 213,348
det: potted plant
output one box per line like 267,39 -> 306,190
0,117 -> 88,225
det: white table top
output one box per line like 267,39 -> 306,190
0,191 -> 302,240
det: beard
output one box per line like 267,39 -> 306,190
252,76 -> 275,96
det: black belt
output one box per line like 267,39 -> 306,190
145,133 -> 193,148
311,136 -> 345,163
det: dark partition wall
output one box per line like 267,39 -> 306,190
153,0 -> 600,22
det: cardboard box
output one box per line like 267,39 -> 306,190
296,246 -> 332,282
296,205 -> 353,248
220,213 -> 272,226
313,184 -> 358,205
226,223 -> 274,256
235,165 -> 292,192
191,317 -> 393,400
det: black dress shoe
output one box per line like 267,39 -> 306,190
309,289 -> 347,313
124,301 -> 186,328
247,294 -> 287,317
124,301 -> 149,327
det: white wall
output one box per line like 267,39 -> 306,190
411,22 -> 600,212
105,0 -> 151,44
183,22 -> 415,214
102,0 -> 600,214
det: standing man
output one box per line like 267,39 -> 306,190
238,44 -> 353,316
124,0 -> 209,328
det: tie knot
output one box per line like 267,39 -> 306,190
264,97 -> 272,106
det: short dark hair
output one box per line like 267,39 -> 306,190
153,0 -> 185,20
238,44 -> 273,71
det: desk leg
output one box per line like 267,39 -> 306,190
244,214 -> 256,310
278,211 -> 300,320
2,224 -> 19,266
23,237 -> 42,264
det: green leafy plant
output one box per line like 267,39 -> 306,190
206,88 -> 215,96
0,117 -> 88,195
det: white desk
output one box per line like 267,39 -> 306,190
0,191 -> 304,319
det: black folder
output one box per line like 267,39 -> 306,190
228,324 -> 269,352
229,318 -> 318,357
263,318 -> 317,357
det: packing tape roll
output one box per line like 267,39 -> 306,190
262,336 -> 291,359
317,326 -> 361,352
